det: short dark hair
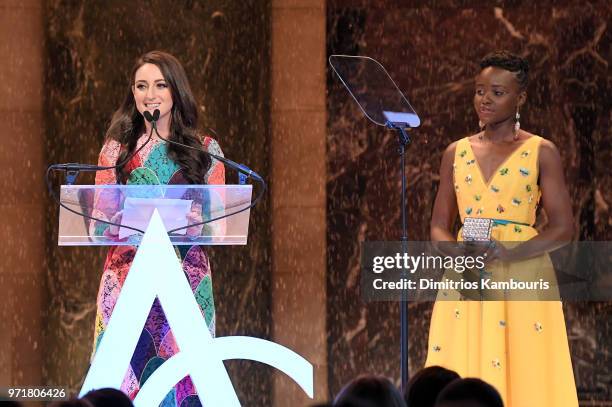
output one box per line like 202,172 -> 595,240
480,50 -> 529,90
435,378 -> 504,407
83,388 -> 133,407
405,366 -> 460,407
334,375 -> 406,407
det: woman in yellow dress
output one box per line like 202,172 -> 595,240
425,51 -> 578,406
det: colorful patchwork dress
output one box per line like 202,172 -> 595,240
92,133 -> 225,406
425,135 -> 578,406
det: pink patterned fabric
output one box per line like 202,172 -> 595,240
92,134 -> 225,406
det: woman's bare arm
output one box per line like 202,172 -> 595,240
430,141 -> 459,243
498,139 -> 574,260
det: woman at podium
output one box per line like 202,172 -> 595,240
92,50 -> 224,405
425,51 -> 578,406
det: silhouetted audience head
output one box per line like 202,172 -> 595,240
405,366 -> 460,407
82,388 -> 133,407
49,399 -> 94,407
333,374 -> 407,407
435,378 -> 503,407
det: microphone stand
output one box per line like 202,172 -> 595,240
386,120 -> 411,392
145,109 -> 267,235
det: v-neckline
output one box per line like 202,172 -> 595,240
466,136 -> 534,187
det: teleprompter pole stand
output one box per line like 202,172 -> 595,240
386,120 -> 411,392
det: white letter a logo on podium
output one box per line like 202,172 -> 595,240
80,210 -> 313,406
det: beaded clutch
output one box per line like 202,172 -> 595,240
461,217 -> 493,242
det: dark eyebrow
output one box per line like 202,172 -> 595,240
134,79 -> 166,84
474,83 -> 509,91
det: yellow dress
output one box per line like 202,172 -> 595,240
425,136 -> 578,407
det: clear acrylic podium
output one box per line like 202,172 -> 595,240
58,184 -> 253,246
60,183 -> 315,406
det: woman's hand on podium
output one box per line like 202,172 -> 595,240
107,210 -> 123,236
186,203 -> 203,238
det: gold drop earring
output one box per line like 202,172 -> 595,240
514,108 -> 521,141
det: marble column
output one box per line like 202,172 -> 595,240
0,0 -> 45,389
271,0 -> 328,405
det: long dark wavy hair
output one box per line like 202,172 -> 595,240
106,50 -> 211,184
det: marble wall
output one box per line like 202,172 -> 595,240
43,1 -> 272,404
5,0 -> 608,405
326,0 -> 611,404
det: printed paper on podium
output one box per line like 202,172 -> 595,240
119,197 -> 192,239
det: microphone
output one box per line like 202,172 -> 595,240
143,109 -> 160,127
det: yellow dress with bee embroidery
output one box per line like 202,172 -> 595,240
425,135 -> 578,407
